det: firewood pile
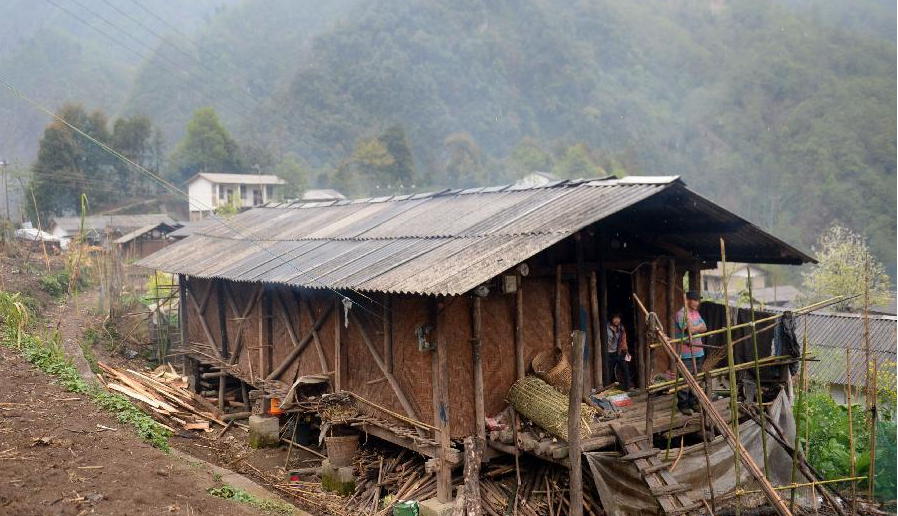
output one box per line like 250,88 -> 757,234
479,458 -> 603,516
96,362 -> 225,432
275,446 -> 436,516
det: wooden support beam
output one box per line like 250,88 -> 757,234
634,269 -> 646,388
688,265 -> 701,295
589,271 -> 603,388
259,287 -> 272,380
216,280 -> 230,360
276,289 -> 301,347
301,296 -> 330,376
514,276 -> 525,381
599,261 -> 609,384
472,295 -> 485,442
432,298 -> 452,503
225,284 -> 262,366
178,275 -> 188,354
266,303 -> 333,381
633,294 -> 794,516
334,297 -> 342,392
463,436 -> 483,516
554,264 -> 563,350
187,280 -> 220,359
350,310 -> 425,432
647,259 -> 657,388
576,233 -> 590,391
667,258 -> 677,371
568,330 -> 586,516
383,293 -> 393,374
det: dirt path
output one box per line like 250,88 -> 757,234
0,344 -> 278,516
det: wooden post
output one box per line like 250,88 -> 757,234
589,271 -> 603,387
647,259 -> 656,388
688,266 -> 701,297
862,256 -> 875,499
598,261 -> 609,384
515,276 -> 525,381
473,295 -> 486,441
432,298 -> 452,503
790,319 -> 809,511
568,330 -> 586,516
179,275 -> 188,353
217,280 -> 230,360
384,294 -> 393,374
666,258 -> 676,372
463,436 -> 483,516
634,268 -> 646,388
576,233 -> 590,391
334,296 -> 342,392
846,349 -> 857,516
554,264 -> 563,350
260,287 -> 272,379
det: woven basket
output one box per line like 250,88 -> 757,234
531,348 -> 572,393
325,435 -> 358,468
507,376 -> 596,442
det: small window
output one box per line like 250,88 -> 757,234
240,185 -> 247,199
218,186 -> 225,200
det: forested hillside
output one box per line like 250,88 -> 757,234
1,0 -> 894,273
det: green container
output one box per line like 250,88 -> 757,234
393,500 -> 419,516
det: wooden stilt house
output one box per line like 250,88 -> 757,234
137,176 -> 812,502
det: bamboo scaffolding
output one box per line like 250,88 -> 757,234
746,269 -> 770,479
654,295 -> 848,348
789,319 -> 809,511
846,349 -> 857,516
632,293 -> 793,516
649,355 -> 797,393
720,239 -> 743,516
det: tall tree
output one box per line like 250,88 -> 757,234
442,132 -> 484,188
110,114 -> 159,196
27,104 -> 114,221
169,108 -> 242,182
801,225 -> 891,311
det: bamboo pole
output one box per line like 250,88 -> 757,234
862,256 -> 875,500
846,349 -> 857,516
869,358 -> 878,500
684,291 -> 716,512
649,355 -> 795,393
738,477 -> 868,495
473,294 -> 486,442
746,269 -> 770,479
632,293 -> 793,516
515,276 -> 525,381
789,318 -> 809,511
720,239 -> 742,516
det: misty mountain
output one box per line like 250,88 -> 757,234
0,0 -> 894,273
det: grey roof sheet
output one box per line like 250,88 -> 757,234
136,177 -> 812,296
52,214 -> 177,234
784,310 -> 897,387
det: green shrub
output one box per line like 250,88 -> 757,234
798,384 -> 896,501
39,268 -> 91,298
207,485 -> 294,515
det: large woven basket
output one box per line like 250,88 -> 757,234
507,376 -> 596,442
531,348 -> 572,393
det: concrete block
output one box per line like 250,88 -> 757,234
247,415 -> 280,448
321,459 -> 355,496
419,496 -> 456,516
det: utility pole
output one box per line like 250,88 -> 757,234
0,159 -> 9,220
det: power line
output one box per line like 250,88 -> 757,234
1,77 -> 386,319
98,0 -> 263,107
41,0 -> 252,119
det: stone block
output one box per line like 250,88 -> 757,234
418,496 -> 456,516
247,415 -> 280,448
321,459 -> 355,496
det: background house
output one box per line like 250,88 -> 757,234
186,172 -> 285,220
702,262 -> 768,297
49,214 -> 178,249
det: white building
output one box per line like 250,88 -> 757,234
186,173 -> 285,220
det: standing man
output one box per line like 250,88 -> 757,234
675,291 -> 707,415
606,311 -> 631,391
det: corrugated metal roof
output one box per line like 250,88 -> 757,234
784,310 -> 897,387
51,214 -> 177,234
136,177 -> 812,295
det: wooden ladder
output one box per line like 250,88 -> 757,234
611,422 -> 702,516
